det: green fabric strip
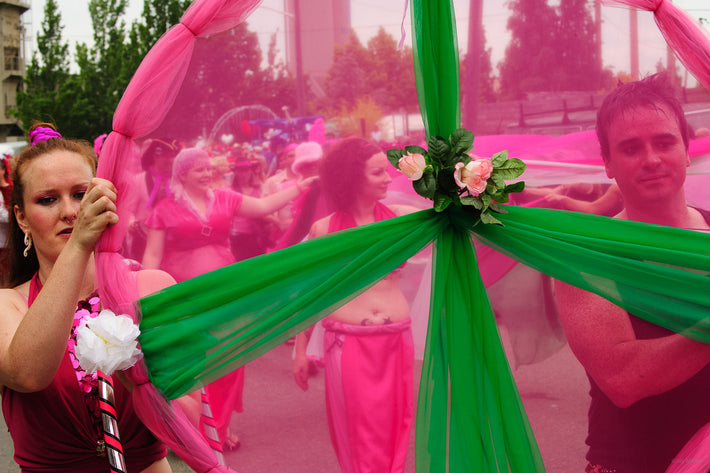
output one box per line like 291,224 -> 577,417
472,206 -> 710,341
139,209 -> 445,399
418,226 -> 544,471
410,0 -> 460,139
138,206 -> 710,469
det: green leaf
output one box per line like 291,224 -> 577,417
480,193 -> 492,212
484,182 -> 499,196
459,153 -> 472,166
460,195 -> 478,207
469,195 -> 484,210
433,193 -> 452,212
427,136 -> 450,164
489,202 -> 508,214
491,191 -> 510,203
450,128 -> 474,154
492,158 -> 526,180
386,148 -> 405,169
480,211 -> 503,226
504,181 -> 526,194
490,173 -> 505,189
491,150 -> 508,167
413,168 -> 437,199
404,145 -> 427,156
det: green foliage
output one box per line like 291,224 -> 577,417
387,127 -> 527,225
14,0 -> 297,142
499,0 -> 611,98
14,0 -> 72,132
323,27 -> 418,116
130,0 -> 191,61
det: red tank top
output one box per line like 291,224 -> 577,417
1,273 -> 166,472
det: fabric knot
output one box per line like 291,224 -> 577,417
654,0 -> 664,13
110,129 -> 131,139
181,22 -> 198,37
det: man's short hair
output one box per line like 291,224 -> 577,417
596,73 -> 689,159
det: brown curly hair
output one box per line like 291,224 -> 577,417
319,137 -> 382,211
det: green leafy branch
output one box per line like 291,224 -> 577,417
387,127 -> 526,225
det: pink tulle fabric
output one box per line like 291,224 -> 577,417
94,0 -> 261,471
602,0 -> 710,91
87,0 -> 710,470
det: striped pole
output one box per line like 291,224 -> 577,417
97,371 -> 127,473
200,387 -> 225,464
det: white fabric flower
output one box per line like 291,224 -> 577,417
74,310 -> 143,376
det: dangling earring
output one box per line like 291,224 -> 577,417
23,231 -> 32,258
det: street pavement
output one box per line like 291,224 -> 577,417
0,326 -> 589,472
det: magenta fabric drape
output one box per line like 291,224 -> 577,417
94,1 -> 262,472
602,0 -> 710,92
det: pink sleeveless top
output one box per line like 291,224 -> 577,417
326,201 -> 397,233
1,273 -> 166,473
328,202 -> 405,273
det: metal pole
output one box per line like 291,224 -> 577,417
630,7 -> 639,80
464,0 -> 483,132
294,0 -> 306,116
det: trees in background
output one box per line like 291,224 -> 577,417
14,0 -> 78,135
499,0 -> 611,99
322,27 -> 419,138
14,0 -> 295,142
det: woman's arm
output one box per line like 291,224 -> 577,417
556,279 -> 710,408
142,229 -> 165,270
0,178 -> 118,392
239,176 -> 317,218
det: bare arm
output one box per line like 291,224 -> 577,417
239,176 -> 317,218
546,184 -> 622,216
0,178 -> 118,392
293,332 -> 310,391
555,279 -> 710,408
142,229 -> 165,271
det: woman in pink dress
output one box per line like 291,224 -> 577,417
293,137 -> 417,473
0,122 -> 172,472
143,146 -> 315,450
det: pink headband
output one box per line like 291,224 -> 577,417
29,126 -> 62,146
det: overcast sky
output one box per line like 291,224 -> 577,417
22,0 -> 710,83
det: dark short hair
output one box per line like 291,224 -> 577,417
596,73 -> 689,159
140,138 -> 179,170
4,122 -> 96,287
319,137 -> 382,211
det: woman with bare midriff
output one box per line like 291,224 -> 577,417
293,137 -> 418,473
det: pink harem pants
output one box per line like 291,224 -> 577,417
323,318 -> 414,473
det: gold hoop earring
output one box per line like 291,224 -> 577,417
23,231 -> 32,258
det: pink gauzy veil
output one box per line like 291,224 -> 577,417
95,0 -> 261,472
91,0 -> 710,470
601,0 -> 710,91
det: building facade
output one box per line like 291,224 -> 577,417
0,0 -> 27,141
284,0 -> 350,100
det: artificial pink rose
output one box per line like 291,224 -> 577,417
398,152 -> 427,180
454,157 -> 493,196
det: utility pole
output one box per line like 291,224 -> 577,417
630,7 -> 639,79
464,0 -> 483,132
667,44 -> 677,89
595,0 -> 602,79
293,0 -> 306,116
